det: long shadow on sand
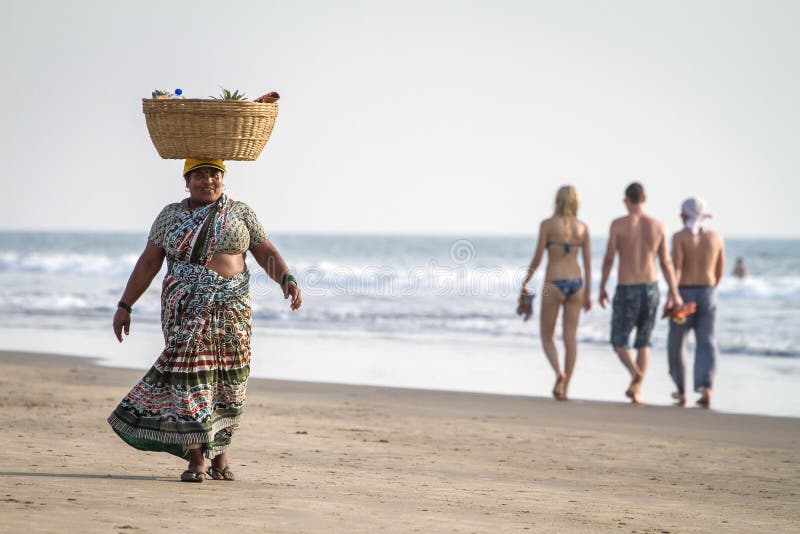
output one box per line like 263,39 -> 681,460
0,472 -> 157,481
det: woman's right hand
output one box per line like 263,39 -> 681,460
111,241 -> 165,343
113,308 -> 131,342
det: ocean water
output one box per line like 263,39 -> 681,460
1,231 -> 798,416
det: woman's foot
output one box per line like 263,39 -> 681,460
181,448 -> 206,483
206,453 -> 235,481
180,469 -> 205,483
552,374 -> 567,401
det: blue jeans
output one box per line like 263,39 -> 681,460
667,286 -> 717,394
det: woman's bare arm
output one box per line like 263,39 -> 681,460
113,241 -> 166,342
521,220 -> 548,291
582,223 -> 592,310
250,239 -> 302,310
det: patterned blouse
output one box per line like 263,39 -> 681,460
148,199 -> 268,255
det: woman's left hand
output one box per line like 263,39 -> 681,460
582,293 -> 592,312
284,281 -> 302,310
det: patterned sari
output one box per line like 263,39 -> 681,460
108,194 -> 252,459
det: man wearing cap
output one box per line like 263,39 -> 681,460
668,197 -> 725,408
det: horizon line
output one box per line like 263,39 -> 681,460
1,228 -> 799,241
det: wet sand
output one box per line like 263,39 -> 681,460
1,350 -> 798,533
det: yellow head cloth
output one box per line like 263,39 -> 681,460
183,158 -> 226,177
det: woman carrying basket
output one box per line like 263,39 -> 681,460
108,158 -> 301,482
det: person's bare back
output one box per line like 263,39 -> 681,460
610,213 -> 666,285
672,228 -> 724,286
667,197 -> 724,408
599,182 -> 682,405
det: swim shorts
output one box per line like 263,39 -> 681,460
610,282 -> 659,348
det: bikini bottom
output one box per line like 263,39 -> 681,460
551,277 -> 583,297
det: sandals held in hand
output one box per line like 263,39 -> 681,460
206,465 -> 235,481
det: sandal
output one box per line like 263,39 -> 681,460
180,469 -> 205,483
206,465 -> 235,481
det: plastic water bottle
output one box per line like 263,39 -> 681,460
171,88 -> 184,99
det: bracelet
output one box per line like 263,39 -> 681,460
280,274 -> 297,286
118,300 -> 133,313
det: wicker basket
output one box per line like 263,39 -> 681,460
142,98 -> 279,160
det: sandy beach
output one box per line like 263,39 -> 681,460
1,350 -> 798,533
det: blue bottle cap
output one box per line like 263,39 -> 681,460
174,88 -> 183,96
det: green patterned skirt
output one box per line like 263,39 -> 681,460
108,262 -> 251,459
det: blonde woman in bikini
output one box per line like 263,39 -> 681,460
521,185 -> 592,400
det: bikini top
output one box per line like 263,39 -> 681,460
546,241 -> 583,254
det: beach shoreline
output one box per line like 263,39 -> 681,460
1,349 -> 798,532
3,324 -> 799,419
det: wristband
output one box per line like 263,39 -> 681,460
118,300 -> 133,313
280,274 -> 297,286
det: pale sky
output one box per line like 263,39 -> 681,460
2,0 -> 798,237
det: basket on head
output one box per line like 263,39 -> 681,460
142,98 -> 279,161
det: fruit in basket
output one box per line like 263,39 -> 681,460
211,87 -> 247,100
254,91 -> 280,103
143,89 -> 279,160
151,89 -> 172,99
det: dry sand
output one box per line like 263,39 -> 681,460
0,350 -> 798,533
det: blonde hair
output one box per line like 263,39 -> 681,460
554,185 -> 579,217
554,185 -> 580,242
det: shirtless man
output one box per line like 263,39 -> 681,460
668,197 -> 725,408
599,183 -> 682,404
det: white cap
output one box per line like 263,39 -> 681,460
681,197 -> 712,235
